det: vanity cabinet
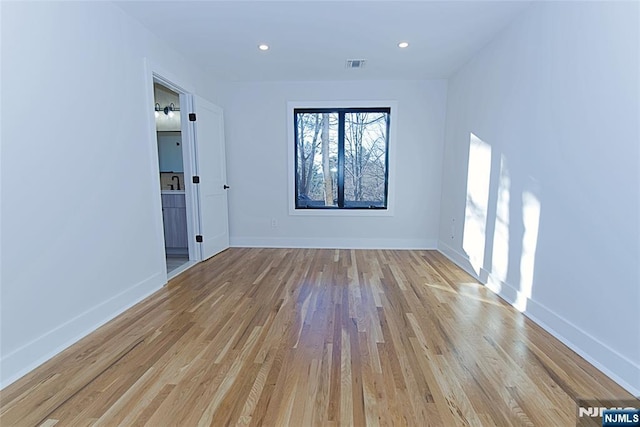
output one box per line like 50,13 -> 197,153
161,193 -> 188,251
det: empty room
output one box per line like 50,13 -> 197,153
1,1 -> 638,426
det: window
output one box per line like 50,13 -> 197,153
294,107 -> 390,209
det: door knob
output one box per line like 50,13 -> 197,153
223,185 -> 230,189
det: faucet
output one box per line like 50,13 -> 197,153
171,175 -> 181,191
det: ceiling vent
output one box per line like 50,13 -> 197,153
346,59 -> 366,69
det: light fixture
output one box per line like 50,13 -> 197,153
164,102 -> 176,117
154,102 -> 180,117
258,43 -> 269,51
398,41 -> 409,49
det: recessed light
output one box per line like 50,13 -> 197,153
258,44 -> 269,51
398,41 -> 409,49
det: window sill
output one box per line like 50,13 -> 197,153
289,207 -> 394,217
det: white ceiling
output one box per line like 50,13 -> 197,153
117,0 -> 532,81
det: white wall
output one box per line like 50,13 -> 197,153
438,2 -> 640,394
0,1 -> 217,387
217,80 -> 447,249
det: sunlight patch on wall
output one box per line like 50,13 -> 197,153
514,189 -> 541,312
463,133 -> 492,276
487,155 -> 510,294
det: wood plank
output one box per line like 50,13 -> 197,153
0,248 -> 635,426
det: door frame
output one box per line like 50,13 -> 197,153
143,60 -> 204,279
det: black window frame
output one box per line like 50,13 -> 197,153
294,107 -> 391,210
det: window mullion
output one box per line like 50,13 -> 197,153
337,111 -> 345,208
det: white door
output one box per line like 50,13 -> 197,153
191,96 -> 230,260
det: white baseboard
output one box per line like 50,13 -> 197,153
524,298 -> 640,397
437,240 -> 640,397
0,271 -> 166,389
230,236 -> 438,250
437,241 -> 478,277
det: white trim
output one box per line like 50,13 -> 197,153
231,237 -> 436,250
286,100 -> 398,217
524,299 -> 640,397
144,59 -> 203,267
437,241 -> 478,278
437,240 -> 640,397
144,59 -> 196,95
288,208 -> 395,218
143,59 -> 170,284
0,272 -> 164,389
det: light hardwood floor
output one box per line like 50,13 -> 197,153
0,248 -> 634,426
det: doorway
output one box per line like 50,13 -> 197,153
153,81 -> 191,276
149,69 -> 231,280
